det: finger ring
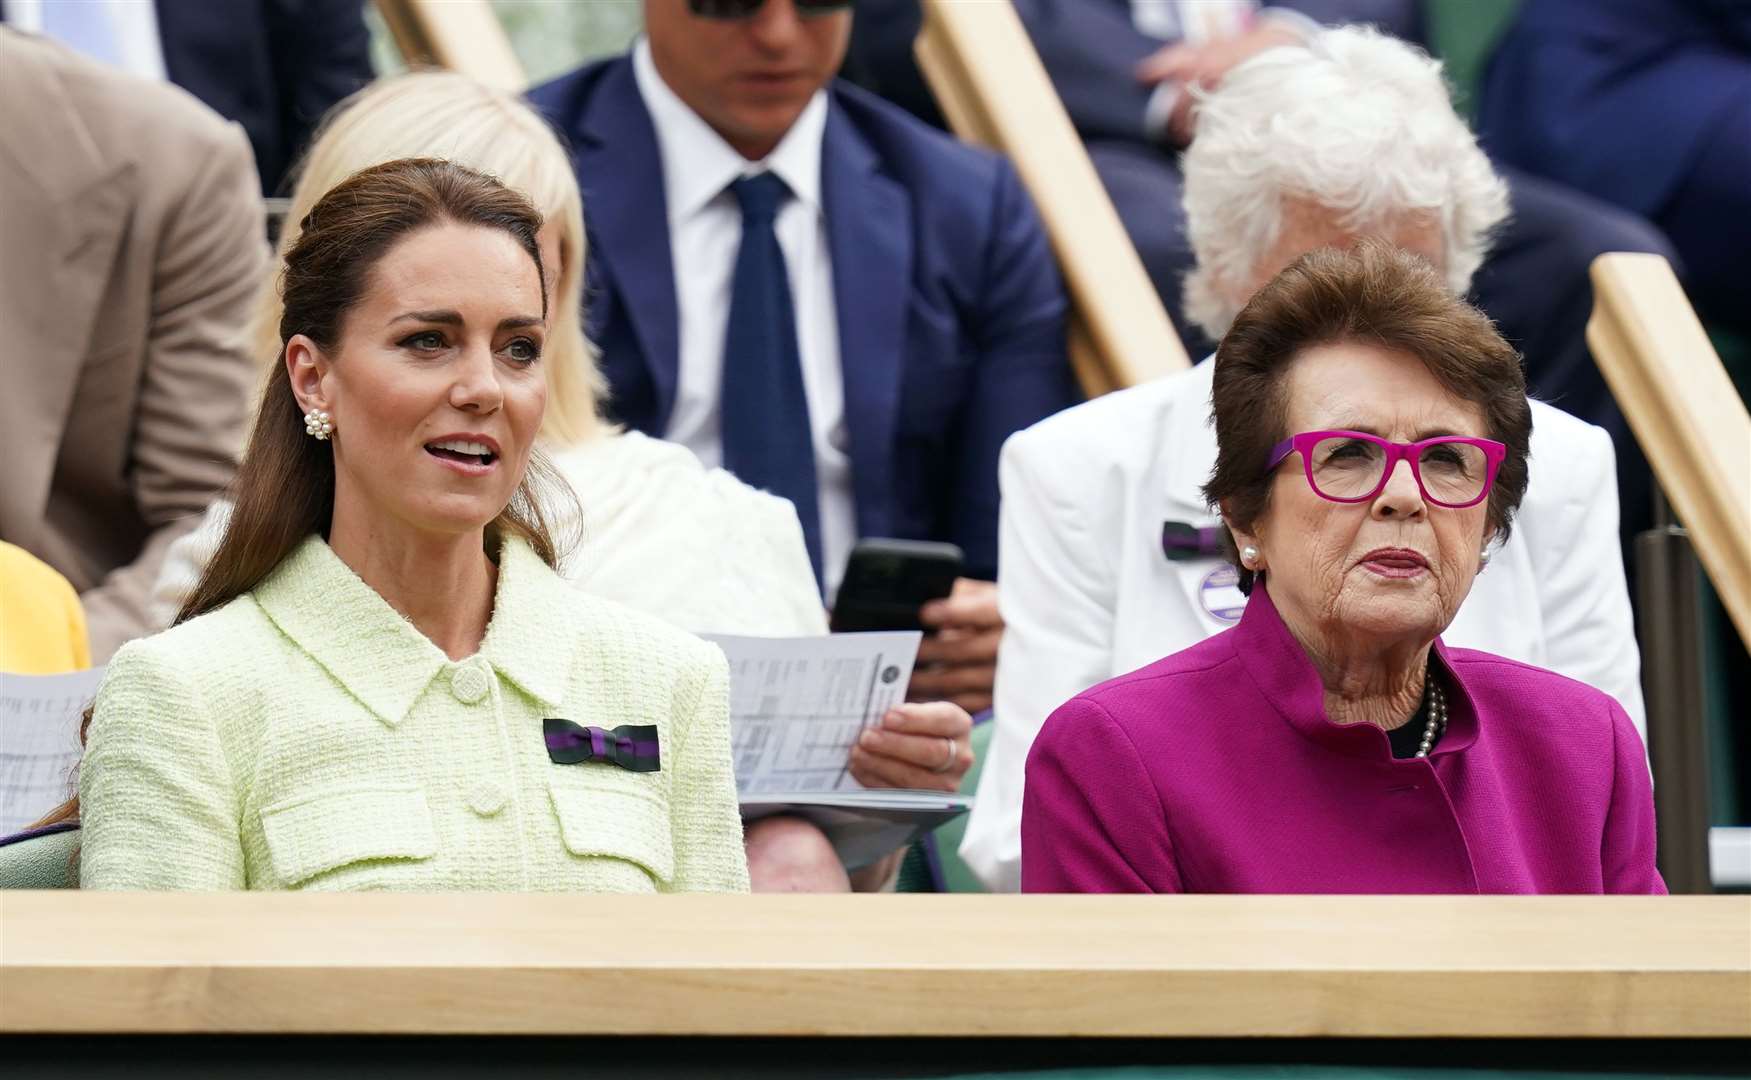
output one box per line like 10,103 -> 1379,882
932,736 -> 958,774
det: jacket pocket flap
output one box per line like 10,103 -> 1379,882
261,784 -> 437,886
548,783 -> 674,882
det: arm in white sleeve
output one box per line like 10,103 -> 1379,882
1524,417 -> 1647,743
960,426 -> 1122,891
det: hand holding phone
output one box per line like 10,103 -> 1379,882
911,578 -> 1002,715
829,539 -> 963,633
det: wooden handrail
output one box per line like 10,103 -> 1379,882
2,893 -> 1746,1036
1588,253 -> 1751,643
373,0 -> 527,91
915,0 -> 1189,395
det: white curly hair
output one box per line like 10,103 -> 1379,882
1181,25 -> 1510,340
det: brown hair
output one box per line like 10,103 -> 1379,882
179,156 -> 566,623
33,158 -> 571,832
1202,240 -> 1532,594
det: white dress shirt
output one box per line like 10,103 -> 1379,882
962,359 -> 1647,891
7,0 -> 167,82
632,41 -> 856,595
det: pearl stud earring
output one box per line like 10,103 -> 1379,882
1478,547 -> 1492,570
303,409 -> 333,441
1241,545 -> 1260,568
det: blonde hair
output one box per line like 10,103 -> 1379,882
262,71 -> 604,445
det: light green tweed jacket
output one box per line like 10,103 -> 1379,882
79,535 -> 749,893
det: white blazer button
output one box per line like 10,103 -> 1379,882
450,661 -> 491,705
469,783 -> 507,817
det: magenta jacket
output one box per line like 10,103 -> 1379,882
1020,584 -> 1665,894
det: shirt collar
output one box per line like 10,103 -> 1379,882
632,37 -> 827,224
252,534 -> 575,727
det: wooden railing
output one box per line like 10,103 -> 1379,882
2,893 -> 1746,1037
1587,253 -> 1751,645
915,0 -> 1189,395
373,0 -> 526,89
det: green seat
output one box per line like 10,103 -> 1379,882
1422,0 -> 1521,122
0,823 -> 79,889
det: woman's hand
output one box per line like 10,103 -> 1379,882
849,701 -> 975,793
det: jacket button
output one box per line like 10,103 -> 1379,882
469,782 -> 507,817
450,661 -> 491,705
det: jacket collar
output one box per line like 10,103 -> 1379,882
253,535 -> 575,727
1232,581 -> 1481,760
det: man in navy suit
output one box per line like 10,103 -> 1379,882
1,0 -> 372,195
530,0 -> 1079,714
1480,0 -> 1751,334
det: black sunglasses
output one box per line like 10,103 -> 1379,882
688,0 -> 854,18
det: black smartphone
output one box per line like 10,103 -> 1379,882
829,538 -> 964,633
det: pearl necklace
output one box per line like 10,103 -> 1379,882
1415,676 -> 1448,758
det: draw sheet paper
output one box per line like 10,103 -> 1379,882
0,668 -> 105,834
705,632 -> 922,797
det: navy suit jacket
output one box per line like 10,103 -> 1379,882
152,0 -> 372,195
529,56 -> 1079,580
1480,0 -> 1751,216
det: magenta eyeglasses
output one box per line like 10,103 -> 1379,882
1265,431 -> 1507,508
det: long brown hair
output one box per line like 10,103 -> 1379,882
33,158 -> 571,831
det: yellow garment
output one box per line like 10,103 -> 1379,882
79,535 -> 749,892
0,542 -> 91,674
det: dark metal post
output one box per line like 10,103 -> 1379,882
1636,489 -> 1714,893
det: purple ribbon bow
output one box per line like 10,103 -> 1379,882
544,719 -> 661,772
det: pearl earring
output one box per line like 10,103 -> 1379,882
1241,545 -> 1260,568
303,409 -> 333,441
1478,547 -> 1492,570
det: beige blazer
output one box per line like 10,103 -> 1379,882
0,30 -> 267,661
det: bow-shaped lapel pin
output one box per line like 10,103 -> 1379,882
544,719 -> 661,772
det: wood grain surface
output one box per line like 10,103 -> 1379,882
2,893 -> 1745,1037
1588,252 -> 1751,643
916,0 -> 1189,394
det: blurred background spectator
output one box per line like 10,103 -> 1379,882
845,0 -> 1675,552
0,28 -> 267,662
0,542 -> 89,675
0,0 -> 373,195
1478,0 -> 1751,336
528,0 -> 1082,717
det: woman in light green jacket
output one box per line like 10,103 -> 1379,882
76,158 -> 749,893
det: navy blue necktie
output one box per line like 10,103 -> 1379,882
720,173 -> 824,587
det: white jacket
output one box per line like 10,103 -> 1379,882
962,360 -> 1645,892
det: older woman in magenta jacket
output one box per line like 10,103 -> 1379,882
1021,242 -> 1664,895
